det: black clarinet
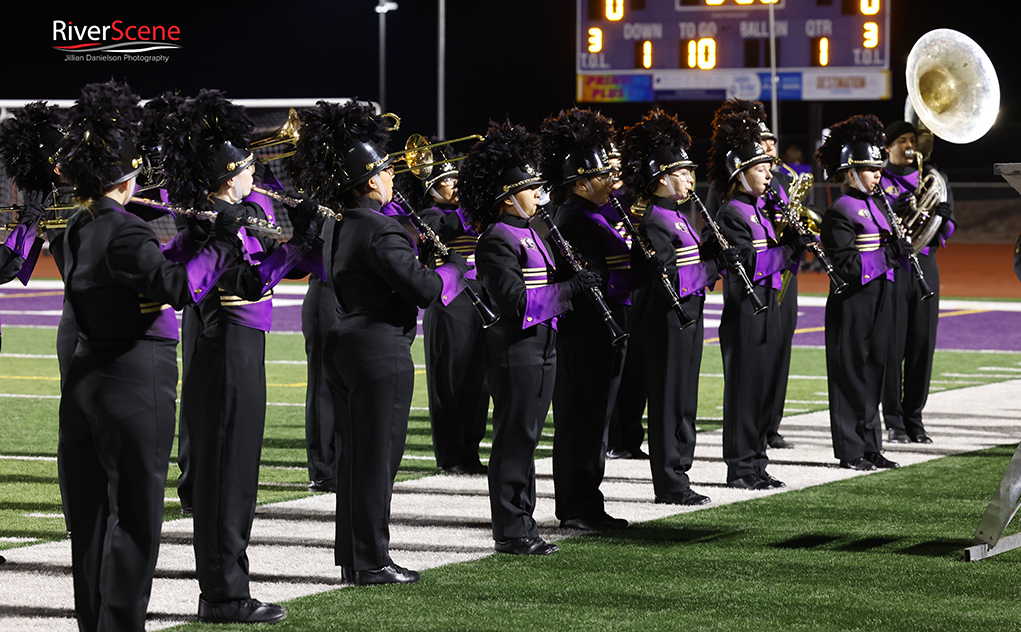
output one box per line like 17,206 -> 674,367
392,192 -> 501,328
690,192 -> 767,314
608,196 -> 695,329
871,187 -> 935,300
536,205 -> 629,346
763,186 -> 848,295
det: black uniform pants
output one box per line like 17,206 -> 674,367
883,251 -> 939,435
608,290 -> 647,455
766,273 -> 798,441
641,294 -> 704,500
484,325 -> 557,540
302,276 -> 341,486
326,317 -> 414,571
175,305 -> 200,509
827,280 -> 893,460
552,304 -> 629,521
59,337 -> 177,632
719,282 -> 783,482
182,321 -> 267,602
423,281 -> 490,469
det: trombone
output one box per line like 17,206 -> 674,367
250,108 -> 302,162
391,134 -> 482,179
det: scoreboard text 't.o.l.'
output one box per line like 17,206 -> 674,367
577,0 -> 890,102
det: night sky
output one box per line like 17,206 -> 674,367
5,0 -> 1013,181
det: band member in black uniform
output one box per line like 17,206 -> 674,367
539,107 -> 635,530
816,114 -> 906,471
163,90 -> 318,623
289,101 -> 468,585
620,109 -> 727,505
459,121 -> 596,554
303,275 -> 342,492
53,81 -> 246,632
413,143 -> 491,475
880,120 -> 955,445
707,114 -> 809,490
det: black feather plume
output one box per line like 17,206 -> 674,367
457,120 -> 540,229
707,114 -> 762,194
815,114 -> 885,181
539,107 -> 615,193
619,109 -> 692,195
0,102 -> 66,193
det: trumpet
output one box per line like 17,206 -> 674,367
128,197 -> 283,236
391,134 -> 483,179
391,191 -> 500,328
2,203 -> 78,232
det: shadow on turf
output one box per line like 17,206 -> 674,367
771,533 -> 970,558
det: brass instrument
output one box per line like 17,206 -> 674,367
128,196 -> 283,236
773,172 -> 820,237
764,185 -> 847,296
2,204 -> 78,232
900,28 -> 999,254
391,134 -> 483,179
250,108 -> 302,162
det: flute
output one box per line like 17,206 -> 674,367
536,205 -> 629,346
871,186 -> 935,300
608,195 -> 695,329
391,191 -> 500,329
250,186 -> 342,222
129,197 -> 282,236
690,192 -> 767,314
763,186 -> 847,295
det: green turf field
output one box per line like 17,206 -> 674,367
3,326 -> 1021,631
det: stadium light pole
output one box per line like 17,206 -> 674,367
376,0 -> 399,112
437,0 -> 446,138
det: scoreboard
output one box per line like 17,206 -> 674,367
577,0 -> 890,102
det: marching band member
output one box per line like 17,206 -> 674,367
540,107 -> 635,531
459,120 -> 595,555
816,114 -> 907,471
161,90 -> 312,624
303,274 -> 342,492
880,120 -> 955,445
53,81 -> 245,632
288,101 -> 467,585
706,113 -> 809,490
415,143 -> 491,475
620,109 -> 725,505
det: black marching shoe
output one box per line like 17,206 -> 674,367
605,447 -> 632,459
762,474 -> 786,488
865,452 -> 900,469
560,512 -> 628,530
354,564 -> 421,586
656,488 -> 711,506
495,537 -> 559,556
442,462 -> 488,475
198,597 -> 287,624
628,447 -> 650,460
839,457 -> 877,471
767,435 -> 794,449
727,474 -> 773,490
909,430 -> 933,444
308,479 -> 337,493
887,427 -> 910,443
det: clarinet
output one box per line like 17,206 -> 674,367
391,192 -> 501,328
536,205 -> 629,347
608,196 -> 695,329
763,186 -> 848,295
871,186 -> 935,300
690,192 -> 767,314
128,197 -> 283,236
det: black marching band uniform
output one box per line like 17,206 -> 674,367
413,144 -> 491,474
880,120 -> 955,445
288,101 -> 467,585
161,90 -> 313,624
619,109 -> 723,505
51,82 -> 250,632
816,115 -> 906,471
459,121 -> 593,555
706,111 -> 807,490
540,108 -> 634,531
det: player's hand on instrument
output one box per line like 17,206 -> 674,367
214,203 -> 251,239
568,268 -> 601,301
934,201 -> 952,220
17,190 -> 46,228
892,192 -> 913,216
885,237 -> 913,264
442,250 -> 469,276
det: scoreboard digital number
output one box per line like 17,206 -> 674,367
577,0 -> 890,102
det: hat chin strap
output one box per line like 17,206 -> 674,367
510,195 -> 530,219
581,177 -> 598,199
371,174 -> 391,204
849,169 -> 870,194
737,172 -> 753,195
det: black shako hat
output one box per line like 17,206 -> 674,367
58,81 -> 143,201
539,108 -> 615,192
458,120 -> 544,229
619,109 -> 697,195
708,113 -> 773,194
816,114 -> 887,180
161,90 -> 254,211
289,100 -> 394,201
0,101 -> 67,193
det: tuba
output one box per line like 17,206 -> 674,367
901,29 -> 999,253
